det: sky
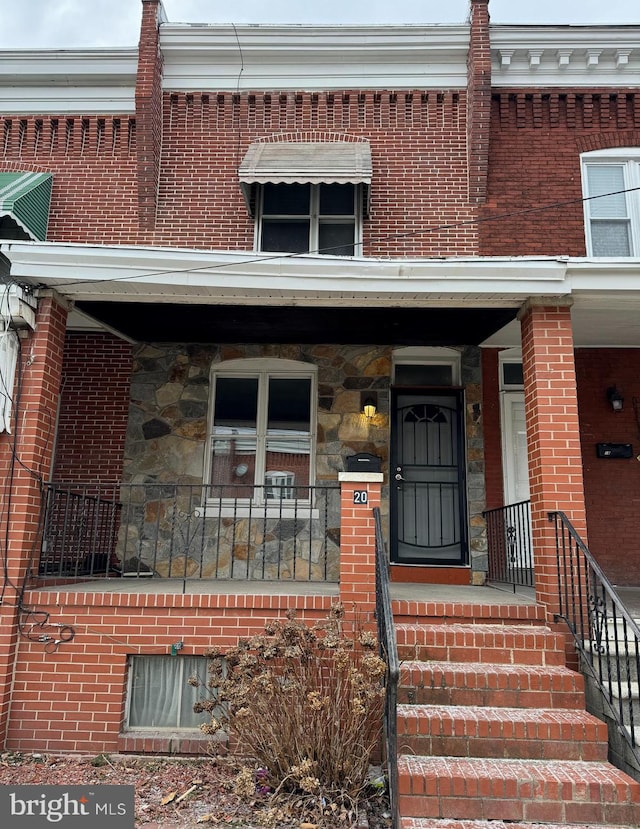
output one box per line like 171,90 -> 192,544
0,0 -> 638,49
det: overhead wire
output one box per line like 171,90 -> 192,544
32,184 -> 640,293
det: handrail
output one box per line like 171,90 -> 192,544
549,510 -> 640,767
374,507 -> 399,829
483,500 -> 534,592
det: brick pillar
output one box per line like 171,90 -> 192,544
518,299 -> 587,622
0,292 -> 68,746
338,472 -> 383,626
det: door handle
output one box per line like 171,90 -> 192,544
395,467 -> 404,482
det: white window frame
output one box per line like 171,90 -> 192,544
255,183 -> 363,255
124,655 -> 213,732
392,346 -> 461,386
581,148 -> 640,257
204,358 -> 317,516
498,348 -> 524,391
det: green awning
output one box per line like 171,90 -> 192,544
0,172 -> 53,241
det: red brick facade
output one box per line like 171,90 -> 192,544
0,0 -> 637,753
52,334 -> 133,483
481,91 -> 640,257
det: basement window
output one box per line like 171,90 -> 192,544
582,149 -> 640,256
125,655 -> 215,731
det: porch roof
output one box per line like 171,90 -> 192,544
1,241 -> 639,346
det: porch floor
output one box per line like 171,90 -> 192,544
29,578 -> 640,618
31,578 -> 534,605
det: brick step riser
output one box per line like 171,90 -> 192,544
397,798 -> 637,826
398,721 -> 608,762
397,781 -> 639,825
396,627 -> 567,667
399,665 -> 586,710
397,643 -> 566,665
399,685 -> 586,710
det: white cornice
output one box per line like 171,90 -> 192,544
159,24 -> 471,91
0,49 -> 137,114
491,25 -> 640,87
0,23 -> 638,112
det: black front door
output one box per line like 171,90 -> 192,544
390,389 -> 468,565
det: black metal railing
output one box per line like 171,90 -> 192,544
40,483 -> 341,582
374,507 -> 399,829
484,500 -> 534,591
550,510 -> 640,765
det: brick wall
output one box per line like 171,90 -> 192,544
153,91 -> 477,256
481,91 -> 640,256
1,89 -> 478,256
575,349 -> 640,586
52,334 -> 133,482
7,590 -> 336,754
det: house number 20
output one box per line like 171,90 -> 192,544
353,490 -> 368,504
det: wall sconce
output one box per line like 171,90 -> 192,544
361,392 -> 377,418
607,387 -> 624,412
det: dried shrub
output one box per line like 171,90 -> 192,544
195,604 -> 386,820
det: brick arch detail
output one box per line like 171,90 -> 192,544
576,130 -> 640,154
250,131 -> 370,144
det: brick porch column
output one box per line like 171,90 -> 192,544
518,299 -> 587,623
338,472 -> 383,626
0,292 -> 68,746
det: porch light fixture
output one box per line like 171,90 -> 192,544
607,387 -> 624,412
361,393 -> 377,418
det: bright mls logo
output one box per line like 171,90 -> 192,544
0,785 -> 135,827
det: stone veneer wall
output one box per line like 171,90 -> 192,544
122,342 -> 487,578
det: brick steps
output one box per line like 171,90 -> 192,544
396,623 -> 566,665
397,756 -> 640,824
397,704 -> 609,761
393,609 -> 640,829
399,660 -> 585,709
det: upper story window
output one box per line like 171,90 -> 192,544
239,139 -> 371,256
581,149 -> 640,257
259,182 -> 359,255
206,358 -> 316,503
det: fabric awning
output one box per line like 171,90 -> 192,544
0,172 -> 53,241
238,141 -> 372,215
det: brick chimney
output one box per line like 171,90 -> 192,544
135,0 -> 165,232
467,0 -> 491,205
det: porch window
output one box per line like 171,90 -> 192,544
582,149 -> 640,256
207,358 -> 315,502
125,655 -> 212,730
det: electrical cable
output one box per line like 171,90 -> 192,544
34,184 -> 640,292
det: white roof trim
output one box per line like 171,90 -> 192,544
0,49 -> 137,115
160,24 -> 470,92
491,25 -> 640,87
